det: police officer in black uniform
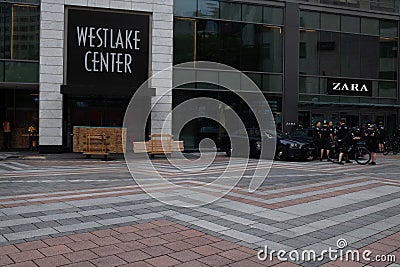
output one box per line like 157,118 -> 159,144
320,120 -> 332,161
365,124 -> 378,165
313,121 -> 322,160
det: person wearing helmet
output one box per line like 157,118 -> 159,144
365,123 -> 378,165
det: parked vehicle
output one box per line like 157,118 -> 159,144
220,128 -> 315,160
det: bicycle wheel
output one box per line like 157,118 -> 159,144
393,143 -> 399,155
383,142 -> 390,156
354,146 -> 371,165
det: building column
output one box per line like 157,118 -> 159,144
283,2 -> 300,133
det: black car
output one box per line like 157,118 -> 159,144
220,128 -> 315,160
275,131 -> 316,161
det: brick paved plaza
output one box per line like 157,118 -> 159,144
0,153 -> 399,267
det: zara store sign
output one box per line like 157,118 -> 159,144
327,78 -> 372,97
66,8 -> 150,88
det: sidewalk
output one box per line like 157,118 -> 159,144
0,156 -> 399,266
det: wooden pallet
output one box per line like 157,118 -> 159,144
133,134 -> 184,157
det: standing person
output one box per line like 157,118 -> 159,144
365,124 -> 378,165
2,119 -> 11,150
320,121 -> 332,161
336,127 -> 360,165
313,121 -> 322,160
28,123 -> 38,150
377,123 -> 386,153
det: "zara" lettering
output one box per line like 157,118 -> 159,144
332,83 -> 368,92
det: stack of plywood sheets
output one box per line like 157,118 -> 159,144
73,126 -> 126,153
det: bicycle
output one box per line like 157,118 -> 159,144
333,140 -> 371,165
383,137 -> 399,155
348,141 -> 371,165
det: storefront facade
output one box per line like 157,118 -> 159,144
1,0 -> 399,151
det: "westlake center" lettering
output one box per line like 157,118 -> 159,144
76,26 -> 141,74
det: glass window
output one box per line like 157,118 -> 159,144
174,0 -> 197,17
197,20 -> 220,62
243,73 -> 262,91
9,4 -> 39,60
263,6 -> 283,25
262,74 -> 282,92
379,81 -> 397,98
321,13 -> 340,31
300,76 -> 319,94
341,33 -> 361,77
300,11 -> 320,29
241,24 -> 262,71
173,19 -> 196,64
380,20 -> 398,37
260,26 -> 283,73
300,30 -> 319,75
5,61 -> 38,83
341,16 -> 360,33
361,18 -> 379,35
319,31 -> 340,76
198,0 -> 219,18
220,21 -> 241,69
220,2 -> 241,21
242,4 -> 262,24
0,61 -> 4,82
379,38 -> 397,80
360,35 -> 379,79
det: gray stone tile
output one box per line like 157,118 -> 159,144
5,228 -> 58,241
56,218 -> 83,225
55,222 -> 101,233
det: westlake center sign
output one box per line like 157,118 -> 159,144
66,8 -> 150,89
327,78 -> 372,97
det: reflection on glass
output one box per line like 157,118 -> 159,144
380,20 -> 398,37
341,16 -> 360,33
198,0 -> 219,18
379,81 -> 397,98
197,20 -> 220,62
220,2 -> 241,21
361,18 -> 379,35
11,4 -> 39,60
300,30 -> 318,75
360,35 -> 379,79
262,74 -> 282,92
174,19 -> 196,64
341,33 -> 361,77
5,61 -> 38,83
242,4 -> 262,23
379,38 -> 397,80
300,11 -> 320,29
300,76 -> 319,94
321,13 -> 340,31
319,31 -> 340,76
263,6 -> 283,25
174,0 -> 197,17
261,26 -> 283,73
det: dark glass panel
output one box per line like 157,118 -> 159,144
174,0 -> 197,17
262,74 -> 282,92
380,20 -> 398,37
341,33 -> 360,77
242,4 -> 262,23
198,0 -> 219,18
173,19 -> 196,64
5,61 -> 38,83
263,6 -> 283,26
261,26 -> 283,73
320,13 -> 339,31
220,21 -> 241,69
300,30 -> 318,75
379,38 -> 397,80
0,61 -> 3,82
361,18 -> 379,35
196,20 -> 220,63
300,11 -> 320,29
341,16 -> 360,33
360,35 -> 379,79
319,31 -> 340,76
379,81 -> 397,98
299,76 -> 319,94
241,23 -> 262,71
220,2 -> 241,21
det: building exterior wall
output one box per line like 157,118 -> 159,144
39,0 -> 173,152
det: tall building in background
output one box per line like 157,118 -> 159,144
0,0 -> 399,152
